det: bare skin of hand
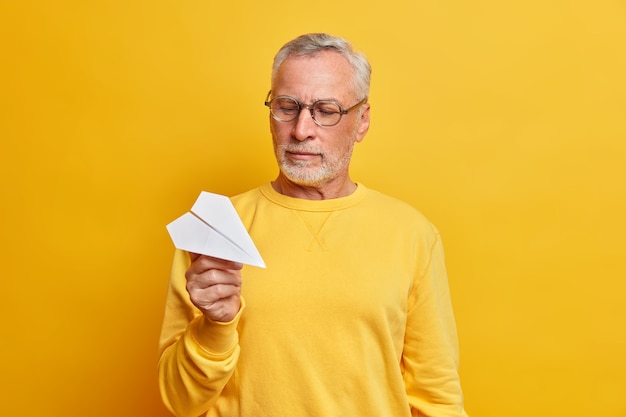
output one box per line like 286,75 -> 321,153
185,253 -> 243,322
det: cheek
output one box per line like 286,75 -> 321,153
270,120 -> 291,144
337,125 -> 359,150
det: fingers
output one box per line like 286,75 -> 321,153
187,253 -> 243,274
186,266 -> 241,291
185,254 -> 243,322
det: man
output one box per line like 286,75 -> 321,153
158,33 -> 468,417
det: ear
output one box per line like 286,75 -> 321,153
354,103 -> 370,143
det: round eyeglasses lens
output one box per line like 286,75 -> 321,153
312,101 -> 342,126
269,97 -> 301,122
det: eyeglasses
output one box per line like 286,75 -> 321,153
264,90 -> 367,127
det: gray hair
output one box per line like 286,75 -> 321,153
271,33 -> 371,100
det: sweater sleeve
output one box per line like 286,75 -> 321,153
403,234 -> 469,417
157,249 -> 242,417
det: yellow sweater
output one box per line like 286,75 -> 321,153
158,183 -> 468,417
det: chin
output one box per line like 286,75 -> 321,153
281,166 -> 333,187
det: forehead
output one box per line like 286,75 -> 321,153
272,51 -> 355,101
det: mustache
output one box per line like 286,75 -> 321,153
278,144 -> 323,154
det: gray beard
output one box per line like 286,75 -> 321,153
275,143 -> 354,187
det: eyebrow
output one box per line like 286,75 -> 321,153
274,92 -> 341,104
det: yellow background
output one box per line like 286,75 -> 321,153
1,1 -> 625,416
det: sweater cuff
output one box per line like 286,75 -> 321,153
189,297 -> 245,357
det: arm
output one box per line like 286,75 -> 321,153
157,250 -> 243,417
403,234 -> 469,417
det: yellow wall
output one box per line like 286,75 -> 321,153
1,1 -> 625,416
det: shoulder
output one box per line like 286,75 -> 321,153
362,186 -> 438,232
229,186 -> 267,226
230,186 -> 263,205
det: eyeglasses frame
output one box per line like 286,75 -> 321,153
264,90 -> 367,127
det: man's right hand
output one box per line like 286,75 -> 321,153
185,253 -> 243,322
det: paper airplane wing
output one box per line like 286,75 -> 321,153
166,192 -> 266,268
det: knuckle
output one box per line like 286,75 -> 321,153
205,268 -> 220,282
212,284 -> 228,298
184,269 -> 193,281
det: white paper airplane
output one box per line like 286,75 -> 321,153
166,192 -> 266,268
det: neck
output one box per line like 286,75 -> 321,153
272,174 -> 357,200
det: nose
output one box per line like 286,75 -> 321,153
292,106 -> 317,141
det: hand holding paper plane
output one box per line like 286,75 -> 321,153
166,192 -> 266,268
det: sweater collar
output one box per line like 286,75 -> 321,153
259,182 -> 368,212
